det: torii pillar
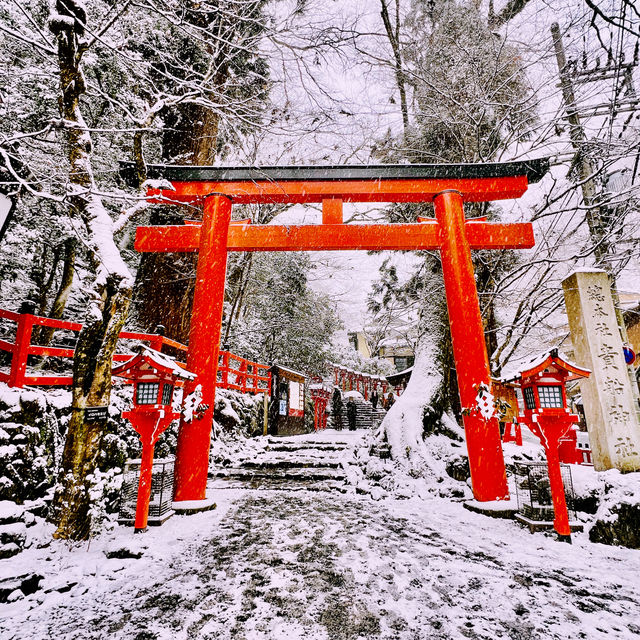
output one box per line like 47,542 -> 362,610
434,190 -> 506,500
129,159 -> 549,505
173,194 -> 232,501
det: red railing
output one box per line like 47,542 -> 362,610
217,351 -> 271,395
0,308 -> 270,395
332,364 -> 392,399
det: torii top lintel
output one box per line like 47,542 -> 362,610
129,158 -> 548,205
130,159 -> 548,253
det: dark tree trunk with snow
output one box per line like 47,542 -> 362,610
134,208 -> 198,342
48,2 -> 133,540
131,6 -> 228,342
32,238 -> 76,346
132,111 -> 220,343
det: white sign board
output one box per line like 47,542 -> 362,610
289,381 -> 303,412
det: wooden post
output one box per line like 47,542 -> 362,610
240,359 -> 248,393
221,351 -> 229,389
9,313 -> 34,388
263,392 -> 269,436
546,443 -> 572,541
134,440 -> 155,532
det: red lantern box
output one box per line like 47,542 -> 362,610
113,346 -> 196,532
504,348 -> 590,541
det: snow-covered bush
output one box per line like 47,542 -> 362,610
0,386 -> 70,504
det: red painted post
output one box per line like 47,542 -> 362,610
240,359 -> 248,393
515,422 -> 523,446
322,198 -> 343,224
221,351 -> 229,389
9,313 -> 34,388
544,438 -> 572,540
434,190 -> 509,502
173,194 -> 232,502
134,439 -> 155,532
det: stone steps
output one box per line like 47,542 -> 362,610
265,443 -> 349,452
212,467 -> 348,482
209,432 -> 365,494
209,477 -> 349,493
338,397 -> 386,431
234,459 -> 343,470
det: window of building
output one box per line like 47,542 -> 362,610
537,385 -> 564,408
137,382 -> 159,405
394,356 -> 414,371
523,386 -> 536,410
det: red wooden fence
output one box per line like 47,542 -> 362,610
0,308 -> 270,395
332,364 -> 392,399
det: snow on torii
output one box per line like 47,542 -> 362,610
124,158 -> 550,505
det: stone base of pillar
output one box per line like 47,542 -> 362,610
463,500 -> 518,520
172,494 -> 217,516
514,514 -> 584,534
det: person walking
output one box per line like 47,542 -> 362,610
332,387 -> 344,430
371,389 -> 379,409
346,397 -> 357,431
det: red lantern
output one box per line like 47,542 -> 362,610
506,349 -> 590,542
113,346 -> 196,532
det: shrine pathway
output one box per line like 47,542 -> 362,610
2,434 -> 640,639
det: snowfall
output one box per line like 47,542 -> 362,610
1,428 -> 639,640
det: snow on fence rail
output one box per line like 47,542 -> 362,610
0,308 -> 270,395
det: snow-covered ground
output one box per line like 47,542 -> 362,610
2,432 -> 640,640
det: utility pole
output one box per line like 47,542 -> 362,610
551,22 -> 640,413
551,22 -> 610,261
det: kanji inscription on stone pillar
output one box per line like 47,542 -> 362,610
562,270 -> 640,472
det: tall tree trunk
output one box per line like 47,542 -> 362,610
48,3 -> 133,540
132,106 -> 221,343
380,0 -> 409,141
33,238 -> 76,345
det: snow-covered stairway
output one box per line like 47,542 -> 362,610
339,395 -> 385,430
209,430 -> 367,493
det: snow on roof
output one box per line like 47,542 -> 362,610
112,345 -> 196,380
309,382 -> 332,392
329,362 -> 386,380
271,364 -> 306,378
389,365 -> 413,378
500,348 -> 590,382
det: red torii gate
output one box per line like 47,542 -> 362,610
129,159 -> 548,505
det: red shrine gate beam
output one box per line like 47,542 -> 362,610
123,158 -> 549,505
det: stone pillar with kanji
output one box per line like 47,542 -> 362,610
562,270 -> 640,471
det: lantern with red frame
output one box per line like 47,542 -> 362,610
506,348 -> 590,542
113,346 -> 196,532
